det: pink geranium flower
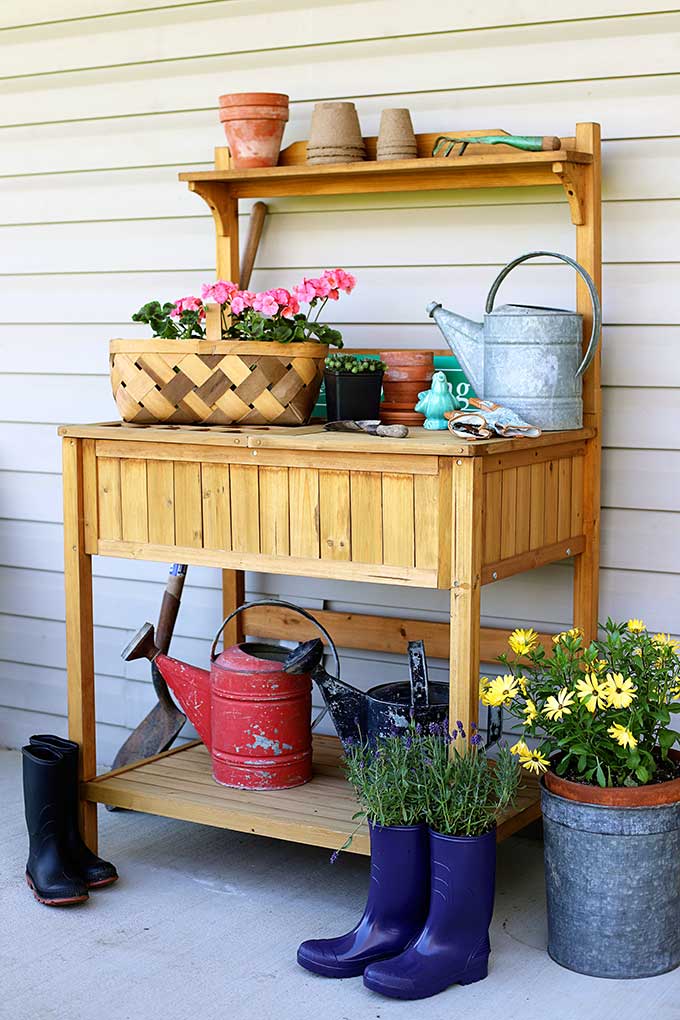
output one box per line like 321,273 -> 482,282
230,290 -> 255,315
292,278 -> 317,304
201,280 -> 238,305
252,290 -> 280,316
171,295 -> 205,318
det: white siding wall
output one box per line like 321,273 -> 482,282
1,2 -> 678,762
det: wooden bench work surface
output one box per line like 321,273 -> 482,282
59,419 -> 594,854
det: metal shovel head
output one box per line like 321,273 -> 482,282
106,679 -> 186,810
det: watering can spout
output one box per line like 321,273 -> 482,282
313,668 -> 366,746
427,301 -> 484,396
122,622 -> 211,747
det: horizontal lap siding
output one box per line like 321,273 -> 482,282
1,2 -> 678,758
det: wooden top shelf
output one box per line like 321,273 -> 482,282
179,148 -> 592,199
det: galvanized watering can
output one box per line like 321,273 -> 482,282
427,251 -> 602,431
313,639 -> 450,745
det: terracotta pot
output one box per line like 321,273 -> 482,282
384,366 -> 433,383
382,380 -> 427,404
380,409 -> 425,425
218,92 -> 289,169
380,349 -> 434,368
219,92 -> 288,108
544,748 -> 680,807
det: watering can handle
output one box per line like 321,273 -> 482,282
210,598 -> 341,679
484,250 -> 602,379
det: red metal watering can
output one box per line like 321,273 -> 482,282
121,599 -> 336,791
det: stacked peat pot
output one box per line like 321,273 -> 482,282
307,102 -> 366,165
376,109 -> 417,161
218,92 -> 289,168
379,350 -> 434,426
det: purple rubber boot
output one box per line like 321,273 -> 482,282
297,822 -> 429,978
363,826 -> 496,999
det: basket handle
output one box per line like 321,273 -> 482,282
484,250 -> 602,379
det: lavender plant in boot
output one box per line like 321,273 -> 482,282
297,723 -> 429,977
363,721 -> 520,1000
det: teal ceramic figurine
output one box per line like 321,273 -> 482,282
415,371 -> 457,430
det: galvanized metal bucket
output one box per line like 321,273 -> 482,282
541,783 -> 680,978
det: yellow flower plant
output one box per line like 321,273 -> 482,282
508,628 -> 539,656
491,618 -> 680,788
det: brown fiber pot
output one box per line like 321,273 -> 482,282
218,92 -> 289,168
544,748 -> 680,807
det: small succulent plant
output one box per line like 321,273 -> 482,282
324,353 -> 386,374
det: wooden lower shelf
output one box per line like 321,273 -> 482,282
83,735 -> 541,855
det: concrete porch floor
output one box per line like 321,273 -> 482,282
3,749 -> 679,1020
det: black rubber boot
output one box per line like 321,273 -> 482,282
22,745 -> 89,906
29,735 -> 118,889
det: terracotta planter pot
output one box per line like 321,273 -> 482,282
382,380 -> 427,404
219,92 -> 288,108
380,409 -> 425,425
544,748 -> 680,806
218,92 -> 289,169
384,366 -> 433,384
380,349 -> 434,368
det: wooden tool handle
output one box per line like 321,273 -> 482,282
239,201 -> 268,289
156,564 -> 187,654
541,136 -> 562,150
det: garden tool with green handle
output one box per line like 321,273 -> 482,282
432,134 -> 561,157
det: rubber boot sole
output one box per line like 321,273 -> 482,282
26,871 -> 88,906
87,874 -> 118,890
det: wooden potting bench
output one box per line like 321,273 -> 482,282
60,123 -> 601,855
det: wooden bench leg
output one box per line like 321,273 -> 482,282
449,458 -> 483,736
63,437 -> 98,852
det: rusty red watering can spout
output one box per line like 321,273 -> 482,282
121,599 -> 334,790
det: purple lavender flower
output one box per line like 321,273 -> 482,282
451,729 -> 458,740
470,733 -> 483,746
428,721 -> 440,736
456,720 -> 465,731
330,850 -> 339,864
404,735 -> 413,750
415,722 -> 422,735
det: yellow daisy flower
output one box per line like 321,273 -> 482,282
520,749 -> 551,775
552,627 -> 583,645
523,699 -> 538,724
627,618 -> 646,633
510,739 -> 530,758
544,687 -> 576,721
592,659 -> 609,675
517,675 -> 528,695
483,674 -> 520,708
603,672 -> 637,709
508,628 -> 539,656
608,722 -> 637,750
479,677 -> 493,707
653,633 -> 680,654
575,673 -> 608,713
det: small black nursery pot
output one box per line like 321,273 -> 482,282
324,355 -> 386,422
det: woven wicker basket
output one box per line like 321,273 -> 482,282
109,339 -> 327,426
